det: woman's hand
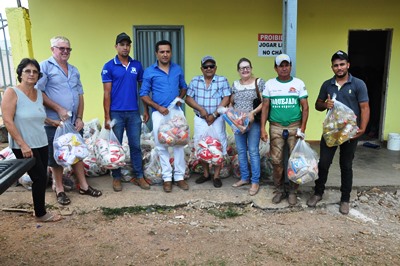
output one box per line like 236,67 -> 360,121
20,143 -> 33,158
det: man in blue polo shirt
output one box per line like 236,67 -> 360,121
140,40 -> 188,193
102,32 -> 150,192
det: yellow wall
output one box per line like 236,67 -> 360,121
5,7 -> 34,72
23,0 -> 400,140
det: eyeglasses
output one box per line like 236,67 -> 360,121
202,64 -> 216,70
239,66 -> 251,72
22,69 -> 39,75
53,46 -> 72,52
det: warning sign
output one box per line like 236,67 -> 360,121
258,34 -> 283,57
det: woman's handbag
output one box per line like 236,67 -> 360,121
252,78 -> 262,122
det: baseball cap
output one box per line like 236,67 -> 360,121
275,54 -> 291,66
115,32 -> 132,45
331,50 -> 349,61
201,55 -> 216,65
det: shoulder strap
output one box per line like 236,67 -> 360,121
255,78 -> 261,101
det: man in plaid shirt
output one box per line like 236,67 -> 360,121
185,56 -> 231,188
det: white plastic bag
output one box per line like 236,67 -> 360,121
287,139 -> 319,184
196,125 -> 224,165
143,149 -> 163,185
53,121 -> 89,167
94,122 -> 126,169
219,107 -> 251,134
158,98 -> 190,146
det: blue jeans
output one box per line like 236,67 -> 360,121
314,136 -> 358,202
110,111 -> 143,179
234,121 -> 261,184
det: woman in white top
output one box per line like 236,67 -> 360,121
230,58 -> 265,196
1,58 -> 62,222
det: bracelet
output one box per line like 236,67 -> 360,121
76,116 -> 82,120
212,113 -> 217,118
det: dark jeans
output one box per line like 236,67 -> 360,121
110,111 -> 143,179
314,136 -> 358,202
13,146 -> 49,217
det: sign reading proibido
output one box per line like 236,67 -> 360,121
258,34 -> 283,57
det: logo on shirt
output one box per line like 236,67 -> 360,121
130,67 -> 137,74
288,87 -> 297,93
102,70 -> 108,75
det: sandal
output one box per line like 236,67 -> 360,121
195,175 -> 211,184
213,178 -> 222,188
56,191 -> 71,205
232,180 -> 250,187
79,186 -> 102,197
36,212 -> 63,223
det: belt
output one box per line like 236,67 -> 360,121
195,113 -> 205,119
270,121 -> 301,128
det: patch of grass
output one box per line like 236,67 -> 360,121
167,260 -> 189,266
39,233 -> 55,240
101,205 -> 174,218
204,258 -> 227,265
207,206 -> 242,219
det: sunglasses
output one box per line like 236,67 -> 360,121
202,64 -> 216,70
54,46 -> 73,53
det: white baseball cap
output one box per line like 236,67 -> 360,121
275,54 -> 291,66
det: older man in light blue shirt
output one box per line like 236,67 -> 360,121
37,56 -> 83,123
37,36 -> 102,206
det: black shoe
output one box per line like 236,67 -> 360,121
213,178 -> 222,188
195,175 -> 211,184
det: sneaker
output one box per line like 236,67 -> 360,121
288,193 -> 297,206
339,201 -> 350,215
272,191 -> 285,204
163,181 -> 172,193
306,194 -> 322,207
112,179 -> 122,192
136,178 -> 150,190
176,180 -> 189,190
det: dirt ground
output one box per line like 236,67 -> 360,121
1,187 -> 400,265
